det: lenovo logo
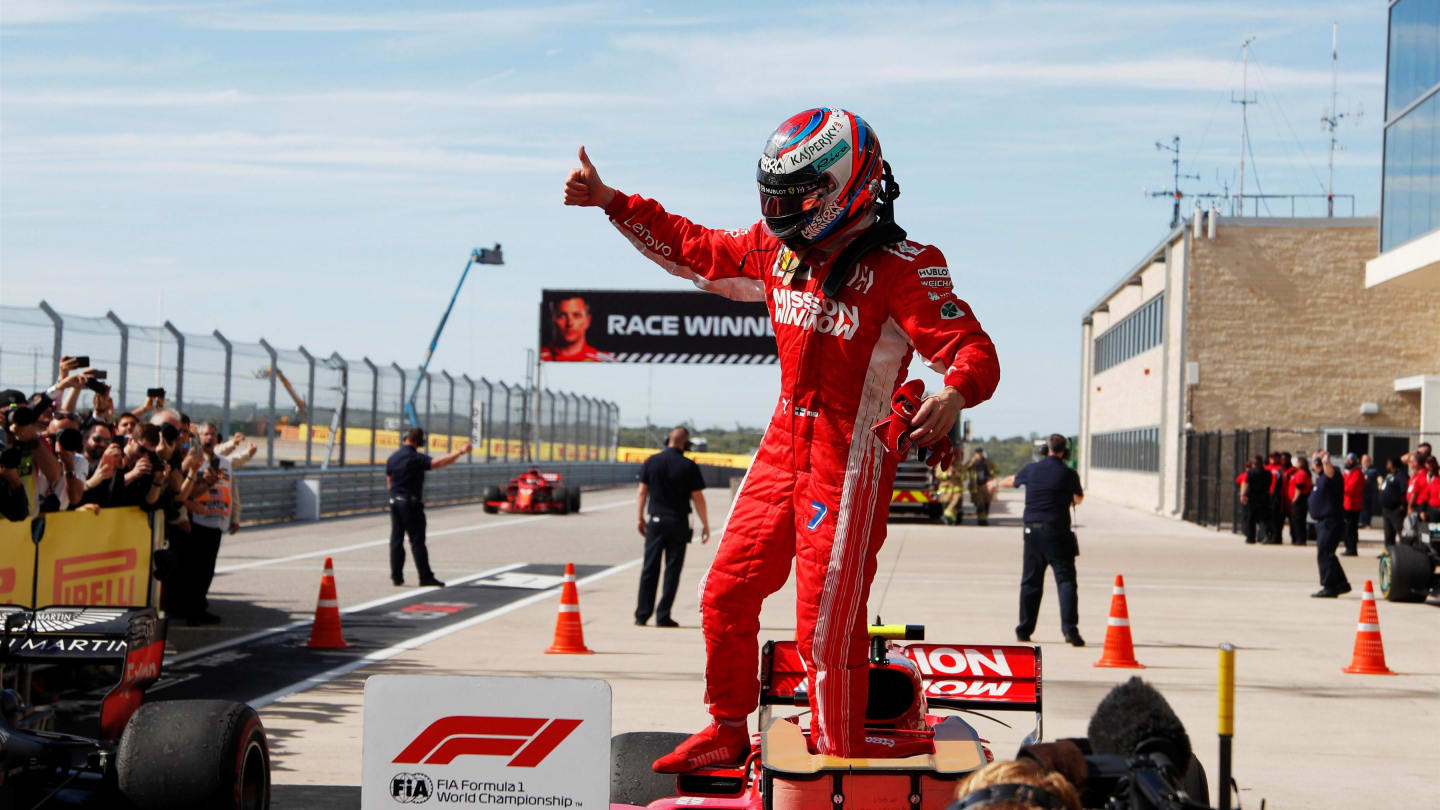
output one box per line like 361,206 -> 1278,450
393,716 -> 581,767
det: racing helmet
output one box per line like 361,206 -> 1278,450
757,108 -> 886,250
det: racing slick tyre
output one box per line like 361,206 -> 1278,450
1379,542 -> 1432,602
569,487 -> 582,514
554,486 -> 572,514
482,485 -> 502,514
117,699 -> 270,810
610,731 -> 689,806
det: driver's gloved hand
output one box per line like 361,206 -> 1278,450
870,379 -> 927,459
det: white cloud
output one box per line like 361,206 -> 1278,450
610,30 -> 1381,95
2,131 -> 572,179
1,88 -> 647,109
1,0 -> 215,25
177,4 -> 607,33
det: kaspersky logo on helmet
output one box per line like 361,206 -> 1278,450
772,289 -> 860,340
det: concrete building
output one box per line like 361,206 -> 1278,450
1365,0 -> 1440,444
1079,215 -> 1440,514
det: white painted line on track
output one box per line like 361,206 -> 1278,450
249,557 -> 643,709
168,562 -> 529,666
214,499 -> 632,575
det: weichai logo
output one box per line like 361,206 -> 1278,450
52,549 -> 138,605
393,716 -> 582,767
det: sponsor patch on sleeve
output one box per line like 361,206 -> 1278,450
940,301 -> 965,320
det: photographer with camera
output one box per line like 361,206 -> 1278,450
34,420 -> 87,512
1,390 -> 65,521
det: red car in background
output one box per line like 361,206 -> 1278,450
482,468 -> 581,515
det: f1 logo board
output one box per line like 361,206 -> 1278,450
363,675 -> 610,809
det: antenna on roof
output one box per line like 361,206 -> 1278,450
1231,37 -> 1258,217
1322,22 -> 1362,217
1149,136 -> 1201,227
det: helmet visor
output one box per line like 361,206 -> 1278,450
758,174 -> 833,238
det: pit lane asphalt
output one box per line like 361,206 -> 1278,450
238,488 -> 1436,810
166,488 -> 644,656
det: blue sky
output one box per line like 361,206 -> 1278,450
0,1 -> 1388,437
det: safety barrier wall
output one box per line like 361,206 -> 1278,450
234,461 -> 746,524
0,302 -> 620,468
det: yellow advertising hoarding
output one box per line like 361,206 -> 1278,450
0,508 -> 155,609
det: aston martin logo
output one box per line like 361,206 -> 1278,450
0,607 -> 127,633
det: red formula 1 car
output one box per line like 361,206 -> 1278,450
482,468 -> 582,515
610,625 -> 1043,810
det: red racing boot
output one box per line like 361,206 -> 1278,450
652,719 -> 749,773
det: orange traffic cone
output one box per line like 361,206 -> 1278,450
1094,574 -> 1144,669
545,562 -> 592,654
305,557 -> 349,649
1342,581 -> 1395,675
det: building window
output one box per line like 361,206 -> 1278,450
1091,426 -> 1161,473
1381,0 -> 1440,251
1092,294 -> 1164,374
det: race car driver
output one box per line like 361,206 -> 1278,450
563,108 -> 1000,771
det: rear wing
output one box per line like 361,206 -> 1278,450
761,640 -> 1042,715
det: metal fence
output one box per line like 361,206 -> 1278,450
0,302 -> 619,467
1182,427 -> 1438,533
235,461 -> 743,524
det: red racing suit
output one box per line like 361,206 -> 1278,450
604,192 -> 1000,755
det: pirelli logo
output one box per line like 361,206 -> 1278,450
52,549 -> 139,606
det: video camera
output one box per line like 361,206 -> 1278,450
1010,678 -> 1212,810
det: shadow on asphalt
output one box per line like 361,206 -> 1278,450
273,783 -> 360,809
164,595 -> 297,654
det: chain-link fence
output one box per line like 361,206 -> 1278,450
0,302 -> 619,468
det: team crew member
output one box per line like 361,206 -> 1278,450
993,435 -> 1084,647
634,427 -> 710,627
1341,453 -> 1363,556
1424,455 -> 1440,523
1239,457 -> 1271,544
1264,453 -> 1285,544
1270,451 -> 1292,543
385,428 -> 471,587
1377,457 -> 1408,548
1287,456 -> 1313,545
1405,453 -> 1428,515
564,108 -> 1000,769
1308,450 -> 1352,598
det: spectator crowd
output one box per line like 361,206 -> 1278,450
1,357 -> 259,625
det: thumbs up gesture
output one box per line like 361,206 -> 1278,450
563,146 -> 616,208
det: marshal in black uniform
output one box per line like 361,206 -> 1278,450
995,434 -> 1085,646
386,428 -> 471,587
634,428 -> 710,627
